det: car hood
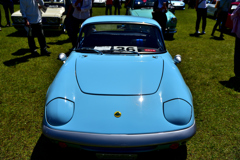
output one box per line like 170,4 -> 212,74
76,55 -> 163,95
131,9 -> 153,18
42,7 -> 65,17
170,1 -> 185,6
11,7 -> 64,18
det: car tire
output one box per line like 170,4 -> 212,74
165,33 -> 174,40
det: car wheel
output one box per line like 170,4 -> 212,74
163,145 -> 187,160
165,33 -> 174,40
62,25 -> 66,33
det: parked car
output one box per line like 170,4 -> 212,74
128,0 -> 177,38
93,0 -> 106,6
11,0 -> 66,32
42,15 -> 196,159
206,0 -> 217,17
207,0 -> 240,29
168,0 -> 185,9
225,2 -> 240,29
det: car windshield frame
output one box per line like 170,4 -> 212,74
43,0 -> 65,7
76,22 -> 167,54
133,0 -> 156,8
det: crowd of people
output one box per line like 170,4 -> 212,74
0,0 -> 239,78
192,0 -> 239,78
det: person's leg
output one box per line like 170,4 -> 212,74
118,5 -> 120,15
35,23 -> 48,52
3,3 -> 10,26
27,24 -> 37,53
9,1 -> 14,24
114,6 -> 117,15
195,9 -> 201,33
0,7 -> 2,29
202,8 -> 207,33
71,18 -> 84,48
220,11 -> 228,38
234,36 -> 240,77
72,18 -> 80,48
211,13 -> 222,36
109,5 -> 112,15
125,7 -> 129,15
105,5 -> 109,15
158,12 -> 167,37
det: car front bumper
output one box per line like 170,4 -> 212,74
43,121 -> 196,150
165,27 -> 177,34
174,5 -> 185,10
12,23 -> 64,31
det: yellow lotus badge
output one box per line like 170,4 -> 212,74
114,111 -> 121,118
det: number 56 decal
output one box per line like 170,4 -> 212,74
114,46 -> 138,52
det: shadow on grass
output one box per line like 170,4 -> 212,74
31,134 -> 187,160
3,49 -> 51,67
47,38 -> 71,46
189,32 -> 207,37
219,77 -> 240,92
210,36 -> 225,40
7,30 -> 63,37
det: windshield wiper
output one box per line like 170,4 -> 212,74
111,49 -> 140,56
75,47 -> 103,55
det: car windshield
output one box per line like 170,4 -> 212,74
43,0 -> 64,7
230,4 -> 238,13
134,0 -> 156,8
77,23 -> 166,54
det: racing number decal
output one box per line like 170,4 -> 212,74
114,46 -> 138,52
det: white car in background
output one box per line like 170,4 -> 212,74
93,0 -> 106,6
11,0 -> 66,32
206,0 -> 217,17
168,0 -> 185,10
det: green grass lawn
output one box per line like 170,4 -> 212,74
0,4 -> 240,160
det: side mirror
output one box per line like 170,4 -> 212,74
58,53 -> 67,63
174,54 -> 181,65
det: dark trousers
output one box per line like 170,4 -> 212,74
114,5 -> 121,15
105,5 -> 112,15
153,11 -> 167,36
28,23 -> 47,52
196,8 -> 207,32
235,36 -> 240,77
72,17 -> 85,48
212,11 -> 228,36
0,7 -> 2,27
3,1 -> 14,25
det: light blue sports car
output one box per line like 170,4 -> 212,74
42,15 -> 196,159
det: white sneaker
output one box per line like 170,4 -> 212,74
0,27 -> 2,31
202,31 -> 206,34
195,31 -> 200,34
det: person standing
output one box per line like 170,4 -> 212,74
153,0 -> 168,37
0,1 -> 2,31
71,0 -> 92,48
114,0 -> 121,15
20,0 -> 51,56
211,0 -> 231,39
125,0 -> 131,15
231,4 -> 240,78
2,0 -> 14,27
105,0 -> 112,15
195,0 -> 207,34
